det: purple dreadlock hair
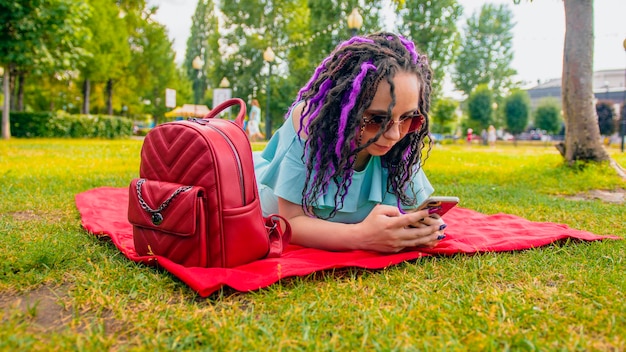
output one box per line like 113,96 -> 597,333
288,32 -> 433,219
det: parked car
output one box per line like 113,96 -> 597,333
518,129 -> 547,141
430,133 -> 455,144
500,132 -> 514,141
529,129 -> 543,140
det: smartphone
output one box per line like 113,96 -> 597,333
416,196 -> 459,217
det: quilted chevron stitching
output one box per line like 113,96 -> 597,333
141,125 -> 215,186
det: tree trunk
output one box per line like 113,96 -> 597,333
557,0 -> 609,163
1,64 -> 10,139
17,74 -> 24,112
9,67 -> 16,111
106,79 -> 113,116
82,79 -> 90,114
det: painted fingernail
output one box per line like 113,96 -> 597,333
439,224 -> 447,231
437,234 -> 446,240
428,207 -> 441,214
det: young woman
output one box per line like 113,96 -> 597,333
254,32 -> 446,253
247,99 -> 265,142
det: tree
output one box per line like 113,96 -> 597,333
128,14 -> 179,124
466,84 -> 494,130
430,98 -> 458,134
0,0 -> 89,139
555,0 -> 612,166
304,0 -> 383,77
396,0 -> 463,98
452,3 -> 516,97
595,101 -> 615,137
509,1 -> 624,176
534,98 -> 561,134
184,0 -> 220,108
79,0 -> 131,115
218,0 -> 382,136
504,89 -> 530,138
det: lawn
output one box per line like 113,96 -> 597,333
1,138 -> 625,350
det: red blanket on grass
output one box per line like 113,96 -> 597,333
75,187 -> 619,297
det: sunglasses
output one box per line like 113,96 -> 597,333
362,112 -> 425,135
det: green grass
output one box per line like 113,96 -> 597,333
1,138 -> 625,351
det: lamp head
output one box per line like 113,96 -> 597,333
263,47 -> 275,63
192,56 -> 203,70
347,8 -> 363,30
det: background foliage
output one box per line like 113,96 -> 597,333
503,89 -> 530,136
2,0 -> 621,157
533,97 -> 562,134
1,0 -> 526,138
452,3 -> 516,98
466,84 -> 494,130
9,112 -> 133,138
596,100 -> 616,136
430,97 -> 458,134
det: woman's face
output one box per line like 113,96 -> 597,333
359,71 -> 421,156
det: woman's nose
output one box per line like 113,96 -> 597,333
382,121 -> 403,141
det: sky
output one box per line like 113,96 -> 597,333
147,0 -> 626,87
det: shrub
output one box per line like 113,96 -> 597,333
466,84 -> 494,129
10,111 -> 133,138
534,98 -> 561,134
9,112 -> 55,137
504,90 -> 530,136
430,98 -> 458,134
595,100 -> 615,136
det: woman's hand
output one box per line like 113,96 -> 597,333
279,198 -> 446,253
354,204 -> 447,253
406,212 -> 446,249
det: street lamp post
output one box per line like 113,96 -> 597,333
219,77 -> 230,88
192,55 -> 203,117
217,77 -> 231,118
347,8 -> 363,37
263,47 -> 275,140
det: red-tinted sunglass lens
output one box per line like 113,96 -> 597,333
407,115 -> 424,133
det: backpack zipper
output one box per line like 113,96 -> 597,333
204,124 -> 246,206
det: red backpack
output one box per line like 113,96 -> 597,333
128,98 -> 290,268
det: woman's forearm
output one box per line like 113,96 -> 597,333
286,215 -> 362,251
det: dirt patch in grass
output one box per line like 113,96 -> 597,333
5,211 -> 41,222
0,284 -> 73,332
563,189 -> 626,204
0,284 -> 124,335
2,209 -> 71,224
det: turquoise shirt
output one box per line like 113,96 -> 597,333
254,113 -> 434,223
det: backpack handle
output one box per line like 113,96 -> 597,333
264,214 -> 292,259
203,98 -> 247,128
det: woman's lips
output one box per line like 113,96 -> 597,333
374,143 -> 392,153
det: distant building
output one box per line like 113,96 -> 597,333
525,78 -> 561,108
593,69 -> 626,104
525,68 -> 626,108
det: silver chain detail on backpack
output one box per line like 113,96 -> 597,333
136,178 -> 192,225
